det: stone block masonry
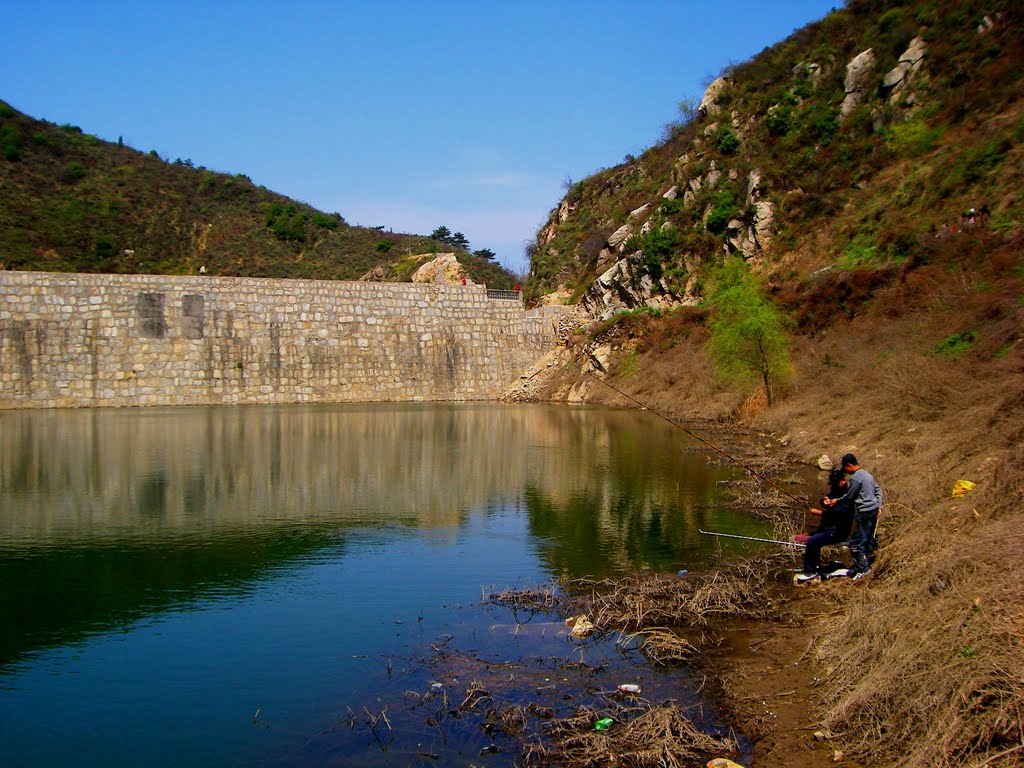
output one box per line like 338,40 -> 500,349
0,271 -> 563,409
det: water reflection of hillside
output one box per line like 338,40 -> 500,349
0,404 -> 733,541
0,404 -> 755,669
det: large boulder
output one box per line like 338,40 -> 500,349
699,76 -> 730,117
753,200 -> 775,251
412,253 -> 469,284
746,169 -> 763,205
628,203 -> 652,219
841,49 -> 875,119
608,223 -> 634,250
883,37 -> 927,105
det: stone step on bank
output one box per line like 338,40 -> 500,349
0,271 -> 565,408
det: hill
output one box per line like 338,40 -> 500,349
521,1 -> 1023,766
0,101 -> 517,287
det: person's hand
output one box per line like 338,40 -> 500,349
823,497 -> 835,506
809,508 -> 823,515
794,534 -> 810,543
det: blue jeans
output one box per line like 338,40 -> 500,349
850,509 -> 879,572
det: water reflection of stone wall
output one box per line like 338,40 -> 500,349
0,405 -> 735,553
0,271 -> 560,408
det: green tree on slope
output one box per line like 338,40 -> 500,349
706,256 -> 792,406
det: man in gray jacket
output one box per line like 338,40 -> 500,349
824,453 -> 882,580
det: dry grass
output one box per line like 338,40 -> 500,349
522,702 -> 740,768
811,441 -> 1024,767
560,563 -> 790,666
485,583 -> 564,613
572,566 -> 781,631
757,251 -> 1024,767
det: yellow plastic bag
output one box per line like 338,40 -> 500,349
952,480 -> 976,498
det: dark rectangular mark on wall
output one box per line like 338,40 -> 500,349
137,292 -> 167,338
181,294 -> 205,339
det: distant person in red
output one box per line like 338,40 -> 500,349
514,283 -> 521,292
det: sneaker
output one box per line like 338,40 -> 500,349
796,571 -> 820,583
824,568 -> 849,580
851,568 -> 871,581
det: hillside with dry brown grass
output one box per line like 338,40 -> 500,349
522,0 -> 1023,765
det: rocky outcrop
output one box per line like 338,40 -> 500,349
580,252 -> 679,320
699,76 -> 730,117
360,264 -> 391,281
793,61 -> 822,84
882,37 -> 927,106
608,223 -> 634,250
723,169 -> 775,260
581,254 -> 654,319
841,49 -> 875,119
412,253 -> 469,284
753,200 -> 775,251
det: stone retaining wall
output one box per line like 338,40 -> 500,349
0,271 -> 563,408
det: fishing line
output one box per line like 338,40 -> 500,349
562,352 -> 807,508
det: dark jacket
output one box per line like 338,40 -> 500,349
820,477 -> 854,539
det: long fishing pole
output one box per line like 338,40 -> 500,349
562,352 -> 807,507
698,529 -> 806,548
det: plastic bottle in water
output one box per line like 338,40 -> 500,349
616,684 -> 642,694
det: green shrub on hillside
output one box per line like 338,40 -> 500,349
765,105 -> 795,137
311,212 -> 341,230
931,330 -> 977,356
0,102 -> 15,119
659,197 -> 685,216
264,202 -> 308,243
805,105 -> 840,143
886,116 -> 942,157
625,226 -> 679,280
838,233 -> 881,267
1,124 -> 23,161
706,190 -> 740,234
713,125 -> 741,155
63,161 -> 87,182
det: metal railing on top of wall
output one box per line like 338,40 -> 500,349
486,289 -> 523,301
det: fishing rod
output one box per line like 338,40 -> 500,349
699,529 -> 806,548
562,352 -> 807,507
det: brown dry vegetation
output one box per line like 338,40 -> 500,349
529,221 -> 1024,766
523,702 -> 740,768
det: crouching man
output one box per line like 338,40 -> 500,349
825,453 -> 882,580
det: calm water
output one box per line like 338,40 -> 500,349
0,403 -> 768,767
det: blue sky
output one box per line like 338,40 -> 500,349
2,1 -> 839,274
